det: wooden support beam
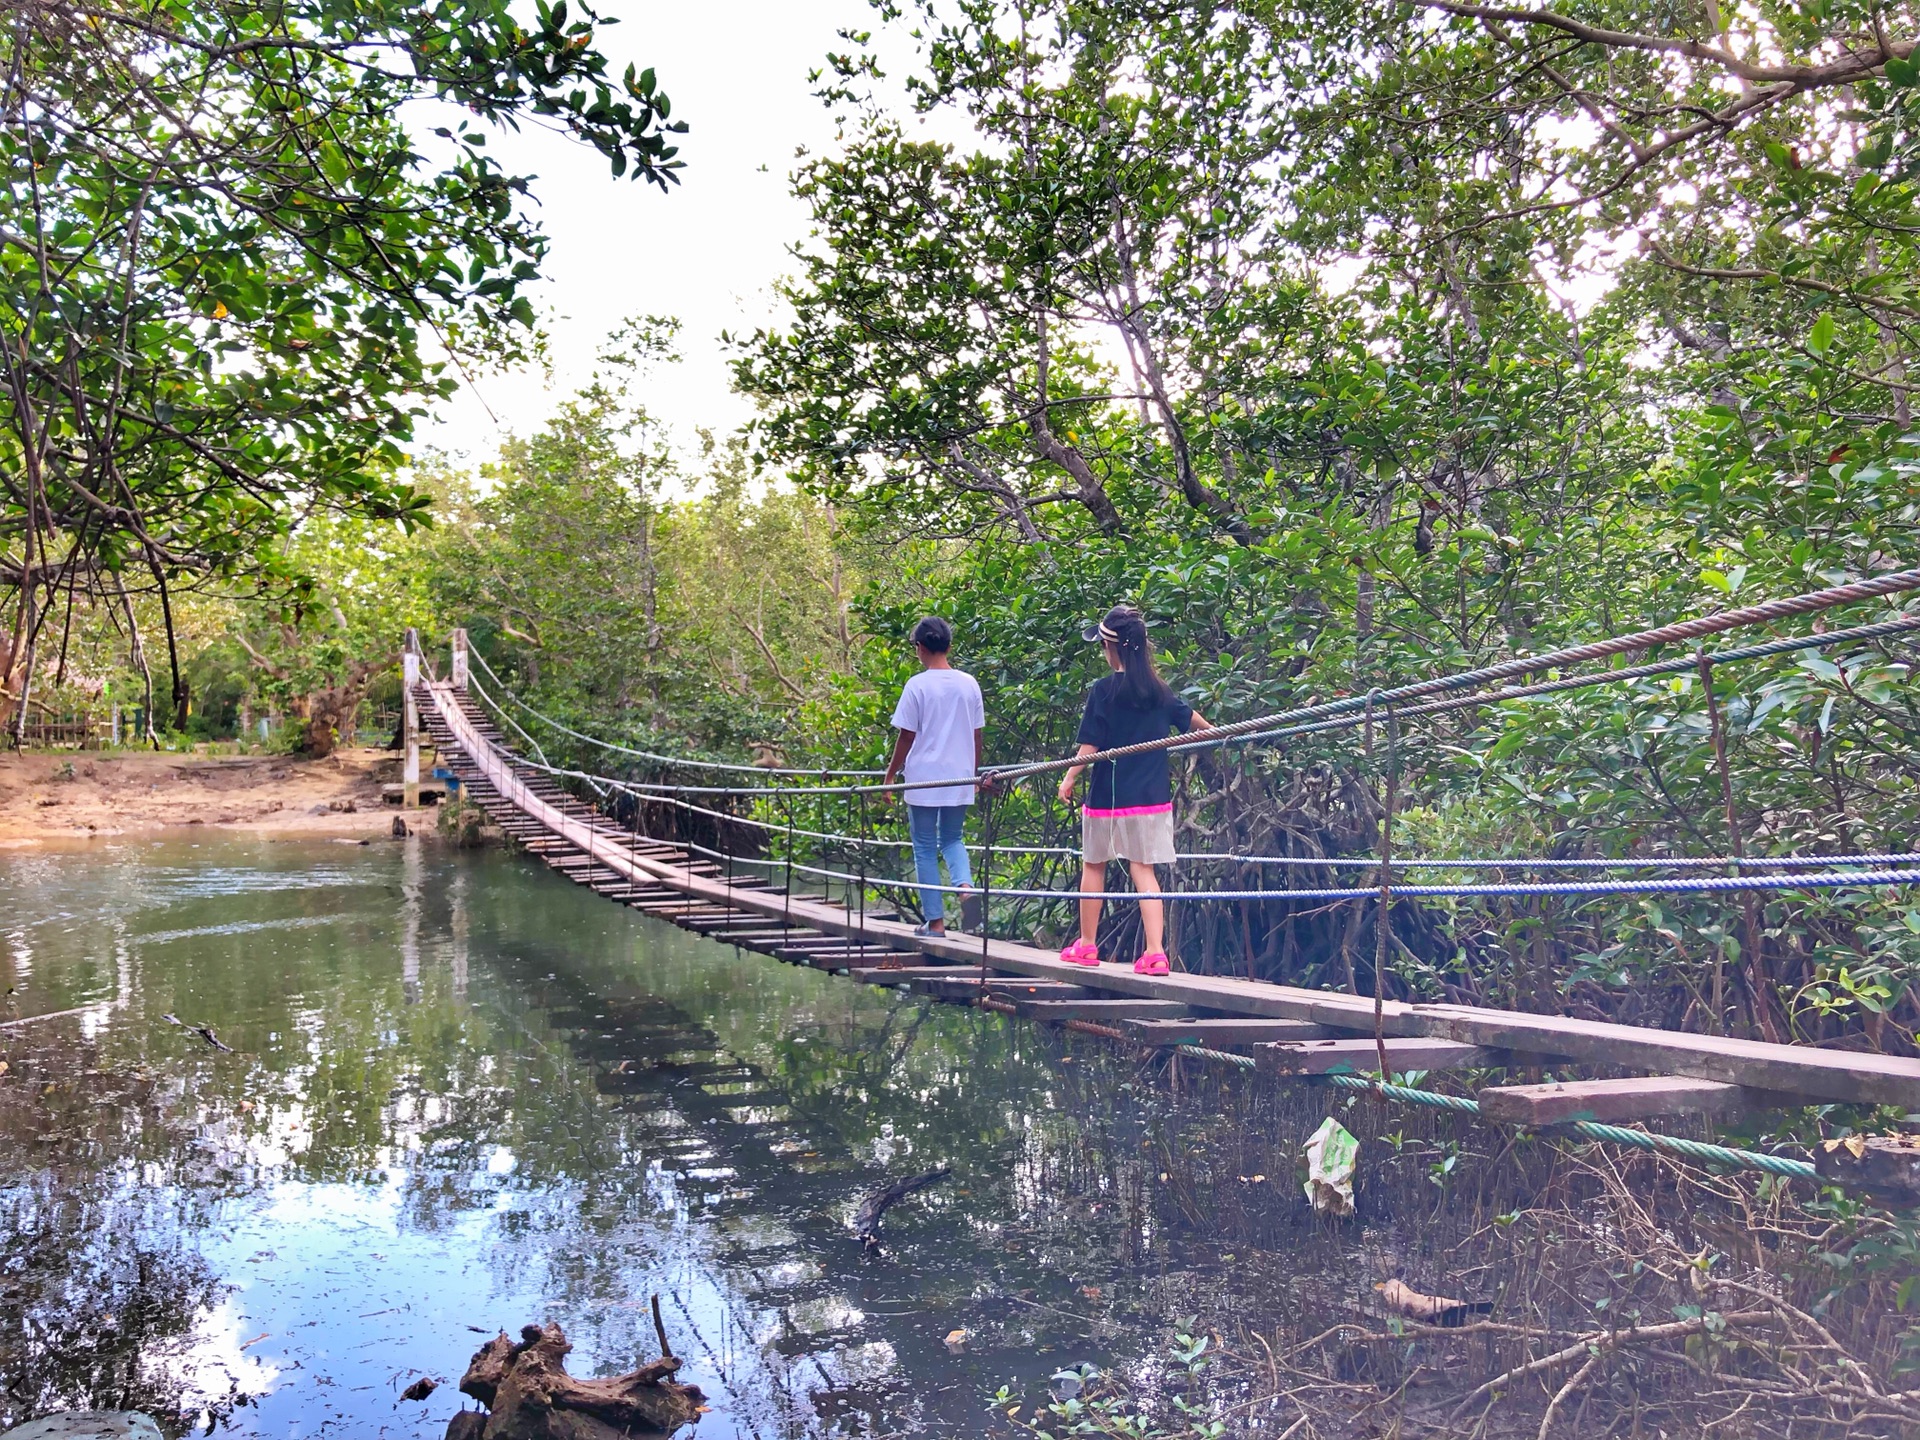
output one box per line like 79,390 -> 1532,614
1477,1076 -> 1760,1126
987,978 -> 1098,999
403,643 -> 421,808
1011,998 -> 1191,1022
791,949 -> 895,969
1123,1017 -> 1335,1047
1257,1037 -> 1500,1076
912,975 -> 1089,1002
1814,1135 -> 1920,1204
848,965 -> 977,985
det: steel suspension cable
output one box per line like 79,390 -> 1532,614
982,573 -> 1920,787
466,602 -> 1920,803
1165,610 -> 1920,761
467,648 -> 884,778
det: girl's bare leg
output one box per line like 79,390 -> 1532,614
1079,862 -> 1106,948
1128,861 -> 1164,954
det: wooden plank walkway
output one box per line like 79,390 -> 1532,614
416,680 -> 1920,1113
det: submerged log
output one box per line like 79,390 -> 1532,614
853,1165 -> 952,1251
454,1323 -> 705,1439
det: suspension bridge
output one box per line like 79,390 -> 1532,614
401,572 -> 1920,1194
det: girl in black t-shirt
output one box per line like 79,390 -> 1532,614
1056,605 -> 1209,975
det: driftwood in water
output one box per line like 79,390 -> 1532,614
853,1165 -> 951,1250
452,1322 -> 705,1439
162,1012 -> 233,1052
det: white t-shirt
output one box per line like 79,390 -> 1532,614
890,667 -> 985,807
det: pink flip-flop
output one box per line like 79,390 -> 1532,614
1133,951 -> 1171,976
1060,938 -> 1101,966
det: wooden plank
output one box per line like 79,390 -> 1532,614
1415,1006 -> 1920,1108
1257,1037 -> 1501,1076
1477,1076 -> 1760,1126
910,975 -> 1090,994
792,950 -> 895,969
1123,1017 -> 1335,1047
1011,998 -> 1192,1022
679,915 -> 803,935
786,952 -> 887,971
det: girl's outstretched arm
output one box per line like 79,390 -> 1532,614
1057,743 -> 1099,803
1188,710 -> 1210,731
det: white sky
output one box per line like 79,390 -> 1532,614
415,0 -> 882,470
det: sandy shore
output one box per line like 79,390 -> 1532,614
0,745 -> 435,844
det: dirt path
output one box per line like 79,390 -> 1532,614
0,745 -> 436,844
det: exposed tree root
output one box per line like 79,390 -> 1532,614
451,1322 -> 704,1439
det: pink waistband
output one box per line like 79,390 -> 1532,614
1083,802 -> 1174,818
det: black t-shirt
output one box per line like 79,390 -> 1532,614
1075,673 -> 1193,811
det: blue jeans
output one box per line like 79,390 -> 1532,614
908,803 -> 973,922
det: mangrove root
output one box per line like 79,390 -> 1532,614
453,1322 -> 705,1439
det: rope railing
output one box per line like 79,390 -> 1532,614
465,741 -> 1920,906
458,602 -> 1920,806
435,570 -> 1920,912
586,775 -> 1920,873
1165,610 -> 1920,761
449,576 -> 1920,902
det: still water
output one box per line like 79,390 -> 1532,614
0,835 -> 1372,1437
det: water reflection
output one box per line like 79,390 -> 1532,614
0,835 -> 1382,1438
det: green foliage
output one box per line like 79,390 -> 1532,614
403,331 -> 878,759
0,0 -> 680,733
728,0 -> 1920,1040
990,1324 -> 1226,1439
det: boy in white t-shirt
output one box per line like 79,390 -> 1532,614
881,617 -> 986,936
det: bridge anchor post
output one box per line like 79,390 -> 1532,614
451,628 -> 469,692
403,629 -> 421,809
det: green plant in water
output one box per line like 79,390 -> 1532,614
989,1324 -> 1226,1439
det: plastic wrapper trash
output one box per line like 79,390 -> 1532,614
1303,1116 -> 1358,1215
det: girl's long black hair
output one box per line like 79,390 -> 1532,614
1099,606 -> 1177,709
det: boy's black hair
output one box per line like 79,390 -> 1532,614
910,616 -> 953,653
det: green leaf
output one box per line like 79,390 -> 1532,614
1809,312 -> 1836,356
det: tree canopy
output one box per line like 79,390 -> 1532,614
0,0 -> 683,736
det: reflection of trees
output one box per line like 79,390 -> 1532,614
0,841 -> 1392,1436
0,1040 -> 227,1431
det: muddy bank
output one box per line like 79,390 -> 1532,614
0,746 -> 427,843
